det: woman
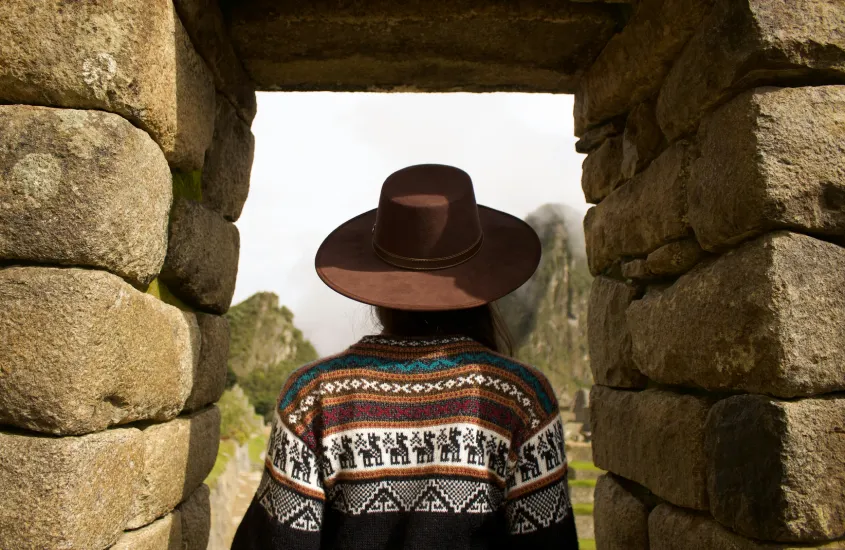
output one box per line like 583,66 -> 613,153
232,164 -> 579,549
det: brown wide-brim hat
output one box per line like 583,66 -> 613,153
315,164 -> 541,311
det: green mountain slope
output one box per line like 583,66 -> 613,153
497,204 -> 593,405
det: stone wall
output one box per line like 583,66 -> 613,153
580,0 -> 845,547
0,1 -> 254,548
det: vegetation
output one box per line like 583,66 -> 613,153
239,339 -> 318,422
218,385 -> 265,444
206,439 -> 237,489
497,204 -> 593,405
569,461 -> 603,472
573,502 -> 594,516
569,478 -> 598,488
579,539 -> 596,550
248,433 -> 268,467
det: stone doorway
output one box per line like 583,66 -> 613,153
1,1 -> 844,548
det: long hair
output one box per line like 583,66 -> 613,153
373,304 -> 514,356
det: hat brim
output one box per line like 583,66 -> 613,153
315,205 -> 541,311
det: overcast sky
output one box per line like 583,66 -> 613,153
233,92 -> 587,356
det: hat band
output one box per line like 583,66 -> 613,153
372,234 -> 484,271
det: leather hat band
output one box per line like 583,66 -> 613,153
372,234 -> 484,271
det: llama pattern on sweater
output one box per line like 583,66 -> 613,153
248,335 -> 573,538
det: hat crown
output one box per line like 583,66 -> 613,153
373,164 -> 483,263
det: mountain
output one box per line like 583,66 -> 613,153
225,292 -> 318,421
496,204 -> 593,406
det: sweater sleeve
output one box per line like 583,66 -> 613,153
504,413 -> 579,549
231,413 -> 326,550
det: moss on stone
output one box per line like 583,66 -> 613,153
172,170 -> 203,202
144,277 -> 194,311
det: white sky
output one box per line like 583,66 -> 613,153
233,92 -> 587,356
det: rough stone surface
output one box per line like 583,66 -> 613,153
621,99 -> 667,179
575,118 -> 625,154
628,231 -> 845,398
202,96 -> 255,221
689,86 -> 845,251
226,1 -> 622,93
647,504 -> 827,550
0,0 -> 216,171
707,394 -> 845,543
574,0 -> 715,134
172,0 -> 257,122
645,239 -> 707,278
179,484 -> 212,550
128,406 -> 221,529
657,0 -> 845,140
0,427 -> 143,550
594,474 -> 650,550
111,512 -> 182,550
161,198 -> 240,314
584,141 -> 692,275
620,259 -> 651,281
588,277 -> 647,388
0,267 -> 200,435
591,386 -> 711,510
582,135 -> 624,204
0,105 -> 171,287
184,313 -> 230,412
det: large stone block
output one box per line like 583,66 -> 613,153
621,99 -> 666,179
574,0 -> 715,134
581,135 -> 624,204
584,141 -> 692,275
129,407 -> 221,529
588,277 -> 647,388
644,239 -> 707,278
657,0 -> 845,140
161,198 -> 240,313
0,0 -> 215,170
594,474 -> 650,550
202,96 -> 255,221
172,0 -> 257,123
0,427 -> 143,550
179,484 -> 212,550
0,267 -> 200,435
0,105 -> 171,287
689,86 -> 845,251
707,394 -> 845,543
111,512 -> 182,550
591,386 -> 710,510
184,313 -> 230,412
647,504 -> 827,550
627,232 -> 845,398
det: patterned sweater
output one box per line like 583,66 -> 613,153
232,335 -> 578,550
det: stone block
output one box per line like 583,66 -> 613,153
0,427 -> 143,550
179,484 -> 212,550
574,0 -> 715,134
621,99 -> 666,179
582,135 -> 624,204
707,394 -> 845,543
0,0 -> 215,171
172,0 -> 257,123
184,313 -> 230,412
627,232 -> 845,398
0,105 -> 171,287
588,277 -> 646,388
657,0 -> 845,140
161,199 -> 240,314
202,96 -> 255,221
689,86 -> 845,251
584,141 -> 692,275
111,512 -> 182,550
129,407 -> 221,529
594,474 -> 650,550
644,239 -> 707,278
620,259 -> 651,281
0,267 -> 200,435
591,386 -> 710,510
648,504 -> 805,550
575,118 -> 625,154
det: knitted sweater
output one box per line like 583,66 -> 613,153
232,335 -> 579,550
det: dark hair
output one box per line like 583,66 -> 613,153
373,304 -> 514,355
